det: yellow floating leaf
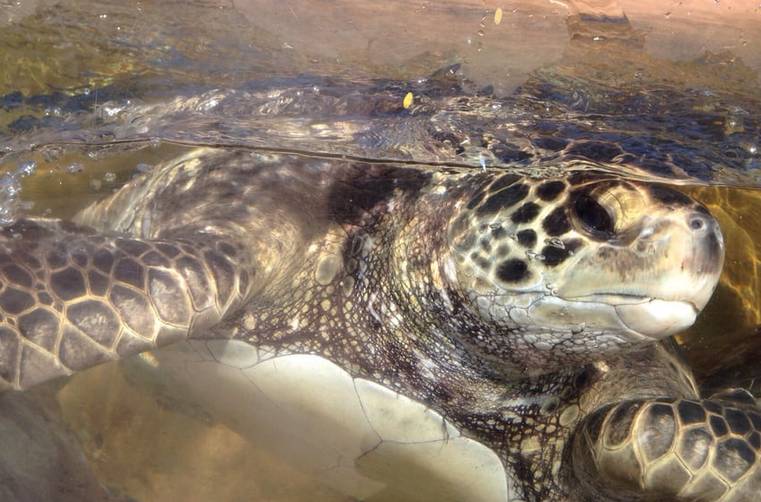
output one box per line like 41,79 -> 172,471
494,7 -> 503,25
403,91 -> 414,109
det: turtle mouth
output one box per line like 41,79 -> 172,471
565,294 -> 699,339
564,293 -> 652,306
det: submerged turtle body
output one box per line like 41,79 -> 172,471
0,147 -> 758,501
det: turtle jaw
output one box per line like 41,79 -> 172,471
506,294 -> 695,342
614,299 -> 698,338
554,293 -> 700,339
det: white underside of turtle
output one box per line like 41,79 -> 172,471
120,340 -> 513,502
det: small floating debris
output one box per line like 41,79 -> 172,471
403,92 -> 414,109
103,172 -> 117,183
494,8 -> 503,25
66,163 -> 84,174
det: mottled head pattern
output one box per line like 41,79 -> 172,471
445,171 -> 724,368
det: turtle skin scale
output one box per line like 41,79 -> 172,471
0,147 -> 758,501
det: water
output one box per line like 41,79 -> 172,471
1,0 -> 761,500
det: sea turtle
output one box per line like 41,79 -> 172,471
0,144 -> 758,501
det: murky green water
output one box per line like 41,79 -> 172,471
2,0 -> 761,501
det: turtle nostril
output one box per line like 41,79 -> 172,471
689,218 -> 704,231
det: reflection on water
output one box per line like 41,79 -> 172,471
1,0 -> 761,500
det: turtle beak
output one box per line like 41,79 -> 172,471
614,300 -> 698,338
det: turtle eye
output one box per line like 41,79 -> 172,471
574,194 -> 615,235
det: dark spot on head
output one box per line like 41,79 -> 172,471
511,202 -> 540,224
496,259 -> 529,283
480,239 -> 492,253
536,181 -> 566,201
542,207 -> 571,236
516,229 -> 537,248
495,244 -> 510,257
488,174 -> 520,192
542,245 -> 570,266
477,183 -> 529,215
649,185 -> 693,206
491,226 -> 506,239
466,191 -> 486,210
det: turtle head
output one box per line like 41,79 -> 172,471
445,173 -> 723,367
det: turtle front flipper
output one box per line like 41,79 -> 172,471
570,396 -> 761,501
0,218 -> 251,391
